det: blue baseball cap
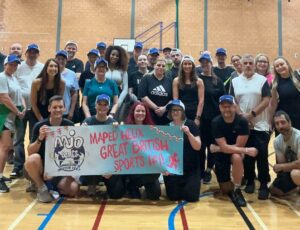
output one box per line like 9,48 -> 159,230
166,99 -> 185,111
97,42 -> 106,49
134,42 -> 143,49
95,94 -> 110,106
94,57 -> 108,69
216,48 -> 227,56
55,50 -> 68,59
87,49 -> 100,57
219,95 -> 235,104
26,43 -> 40,53
148,48 -> 159,56
4,54 -> 21,65
199,53 -> 213,63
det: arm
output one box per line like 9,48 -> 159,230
68,90 -> 78,119
0,93 -> 22,116
182,125 -> 201,151
30,80 -> 43,121
110,95 -> 119,114
269,88 -> 278,117
27,125 -> 48,155
274,160 -> 300,172
59,80 -> 65,96
194,79 -> 204,126
141,96 -> 158,110
172,78 -> 179,99
214,136 -> 249,154
81,96 -> 91,118
118,71 -> 128,106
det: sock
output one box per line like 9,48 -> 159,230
38,183 -> 47,192
234,184 -> 241,191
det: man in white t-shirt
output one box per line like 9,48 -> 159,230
11,43 -> 44,178
230,54 -> 271,200
269,110 -> 300,196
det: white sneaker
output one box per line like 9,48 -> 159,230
37,188 -> 53,203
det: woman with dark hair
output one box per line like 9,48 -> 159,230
124,102 -> 161,200
199,53 -> 225,184
173,55 -> 204,126
138,58 -> 173,125
271,57 -> 300,130
82,58 -> 119,118
30,59 -> 65,127
255,54 -> 273,87
105,45 -> 129,107
163,99 -> 201,202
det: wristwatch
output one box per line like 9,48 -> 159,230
251,110 -> 257,117
196,115 -> 201,120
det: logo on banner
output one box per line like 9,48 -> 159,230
54,129 -> 85,171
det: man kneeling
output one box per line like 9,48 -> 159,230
25,96 -> 79,203
269,111 -> 300,196
210,95 -> 257,207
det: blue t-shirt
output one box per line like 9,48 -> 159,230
61,68 -> 79,114
83,77 -> 119,115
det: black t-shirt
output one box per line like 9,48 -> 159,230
79,69 -> 94,92
129,70 -> 145,97
127,56 -> 138,76
83,116 -> 115,125
138,73 -> 173,125
212,114 -> 249,145
180,120 -> 201,173
276,76 -> 300,130
195,66 -> 203,77
213,66 -> 235,93
66,58 -> 84,73
199,74 -> 225,120
0,52 -> 6,72
165,66 -> 179,80
31,118 -> 74,163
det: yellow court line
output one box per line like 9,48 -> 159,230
272,197 -> 300,218
7,199 -> 38,230
246,203 -> 269,230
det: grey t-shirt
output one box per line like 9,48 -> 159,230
0,72 -> 23,132
274,128 -> 300,162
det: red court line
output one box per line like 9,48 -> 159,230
180,206 -> 189,230
92,200 -> 107,230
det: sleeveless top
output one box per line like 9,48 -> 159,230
179,83 -> 198,120
37,88 -> 55,119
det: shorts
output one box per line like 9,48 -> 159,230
215,153 -> 231,183
271,172 -> 297,194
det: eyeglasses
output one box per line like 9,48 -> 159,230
243,62 -> 254,65
171,108 -> 182,112
257,60 -> 268,64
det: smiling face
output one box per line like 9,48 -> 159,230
256,55 -> 269,75
5,62 -> 19,75
219,102 -> 236,120
137,55 -> 148,69
109,49 -> 120,65
231,55 -> 242,70
95,63 -> 107,77
9,43 -> 22,58
133,104 -> 146,124
48,99 -> 65,119
274,115 -> 291,136
242,57 -> 255,78
154,60 -> 166,77
46,60 -> 59,77
55,55 -> 67,70
96,100 -> 109,116
182,60 -> 193,75
274,58 -> 290,78
65,44 -> 77,59
170,105 -> 184,122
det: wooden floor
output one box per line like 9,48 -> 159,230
1,136 -> 300,230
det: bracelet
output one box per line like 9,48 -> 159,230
36,138 -> 43,144
196,115 -> 201,120
251,110 -> 257,117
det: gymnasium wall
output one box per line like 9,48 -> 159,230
0,0 -> 299,67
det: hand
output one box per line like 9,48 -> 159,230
67,112 -> 74,120
273,164 -> 283,173
108,114 -> 114,119
210,144 -> 220,153
38,125 -> 50,140
194,119 -> 200,127
103,174 -> 112,179
163,171 -> 171,176
181,125 -> 190,135
241,112 -> 252,121
245,147 -> 258,157
112,122 -> 119,127
17,111 -> 25,119
154,106 -> 166,117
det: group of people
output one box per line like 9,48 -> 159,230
0,40 -> 299,207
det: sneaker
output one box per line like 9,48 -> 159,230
37,188 -> 53,203
244,181 -> 255,194
232,189 -> 247,207
26,181 -> 37,193
0,178 -> 10,193
87,185 -> 97,196
258,184 -> 269,200
10,168 -> 22,179
203,170 -> 212,184
2,176 -> 12,183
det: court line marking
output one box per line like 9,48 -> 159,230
7,199 -> 38,230
168,192 -> 214,230
229,194 -> 255,230
92,199 -> 107,230
246,203 -> 268,230
272,197 -> 300,218
0,179 -> 20,196
37,196 -> 64,230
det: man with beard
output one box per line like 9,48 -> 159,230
269,110 -> 300,196
64,40 -> 84,80
9,43 -> 23,60
165,48 -> 182,80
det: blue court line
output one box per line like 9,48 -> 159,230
37,197 -> 64,230
168,192 -> 214,230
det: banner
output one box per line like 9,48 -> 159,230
45,125 -> 184,176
